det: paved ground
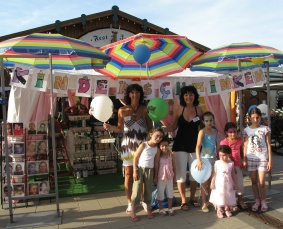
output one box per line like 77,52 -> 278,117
1,151 -> 283,229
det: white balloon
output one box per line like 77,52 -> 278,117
257,104 -> 268,118
91,95 -> 113,122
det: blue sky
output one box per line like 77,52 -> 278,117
1,0 -> 283,50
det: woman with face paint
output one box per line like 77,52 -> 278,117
195,111 -> 218,213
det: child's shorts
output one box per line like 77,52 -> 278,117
247,158 -> 268,172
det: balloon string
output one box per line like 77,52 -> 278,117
105,127 -> 120,153
200,184 -> 208,195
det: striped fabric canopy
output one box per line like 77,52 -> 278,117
0,33 -> 111,70
96,33 -> 202,79
191,58 -> 282,72
191,42 -> 283,69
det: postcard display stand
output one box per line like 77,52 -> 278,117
66,115 -> 95,177
1,121 -> 50,208
94,125 -> 118,175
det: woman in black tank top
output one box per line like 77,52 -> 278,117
164,85 -> 203,210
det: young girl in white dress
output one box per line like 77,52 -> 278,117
210,145 -> 237,218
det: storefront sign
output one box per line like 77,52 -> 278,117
79,29 -> 135,47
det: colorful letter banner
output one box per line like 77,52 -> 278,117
76,75 -> 92,97
11,67 -> 266,99
141,80 -> 155,100
10,64 -> 30,88
30,69 -> 48,92
93,77 -> 109,97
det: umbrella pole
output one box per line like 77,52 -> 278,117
0,57 -> 14,223
49,53 -> 60,217
264,60 -> 272,190
237,59 -> 243,135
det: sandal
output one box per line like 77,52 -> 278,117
130,215 -> 139,222
168,208 -> 175,216
225,209 -> 232,217
238,201 -> 248,210
159,209 -> 167,216
217,208 -> 223,218
141,201 -> 148,213
126,205 -> 132,214
252,199 -> 260,212
189,200 -> 200,207
180,203 -> 189,211
230,205 -> 239,212
261,200 -> 268,212
147,212 -> 154,219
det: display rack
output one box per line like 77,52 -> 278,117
94,125 -> 118,175
66,115 -> 94,177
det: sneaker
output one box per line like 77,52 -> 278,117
202,206 -> 209,213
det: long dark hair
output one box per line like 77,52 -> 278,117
248,107 -> 262,117
124,84 -> 145,105
179,85 -> 200,107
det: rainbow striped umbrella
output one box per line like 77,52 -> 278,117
191,42 -> 283,72
0,33 -> 111,70
191,57 -> 282,72
96,33 -> 202,79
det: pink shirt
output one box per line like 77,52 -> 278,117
158,152 -> 174,180
220,138 -> 242,167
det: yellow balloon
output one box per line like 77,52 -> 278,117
251,57 -> 265,65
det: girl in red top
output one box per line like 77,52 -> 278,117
220,122 -> 248,210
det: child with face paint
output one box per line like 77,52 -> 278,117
130,128 -> 164,222
195,111 -> 217,213
220,122 -> 247,210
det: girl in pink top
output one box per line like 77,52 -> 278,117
157,138 -> 176,216
220,122 -> 248,210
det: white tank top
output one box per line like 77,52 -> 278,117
138,142 -> 158,169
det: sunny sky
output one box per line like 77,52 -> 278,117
1,0 -> 283,50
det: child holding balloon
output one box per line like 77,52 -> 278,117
220,122 -> 248,210
195,111 -> 218,213
210,145 -> 237,218
243,107 -> 272,212
130,128 -> 163,222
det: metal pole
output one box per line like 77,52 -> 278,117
264,60 -> 272,190
0,57 -> 14,223
237,59 -> 243,135
49,53 -> 60,217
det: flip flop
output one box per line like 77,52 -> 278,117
189,200 -> 200,207
180,203 -> 189,211
130,215 -> 139,222
147,212 -> 154,219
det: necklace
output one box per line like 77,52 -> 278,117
131,105 -> 140,117
186,106 -> 194,112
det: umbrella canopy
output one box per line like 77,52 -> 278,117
0,33 -> 111,222
3,50 -> 106,70
96,33 -> 202,79
0,33 -> 111,60
191,57 -> 281,72
191,42 -> 283,65
0,33 -> 111,70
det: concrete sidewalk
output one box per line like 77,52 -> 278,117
1,152 -> 283,229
